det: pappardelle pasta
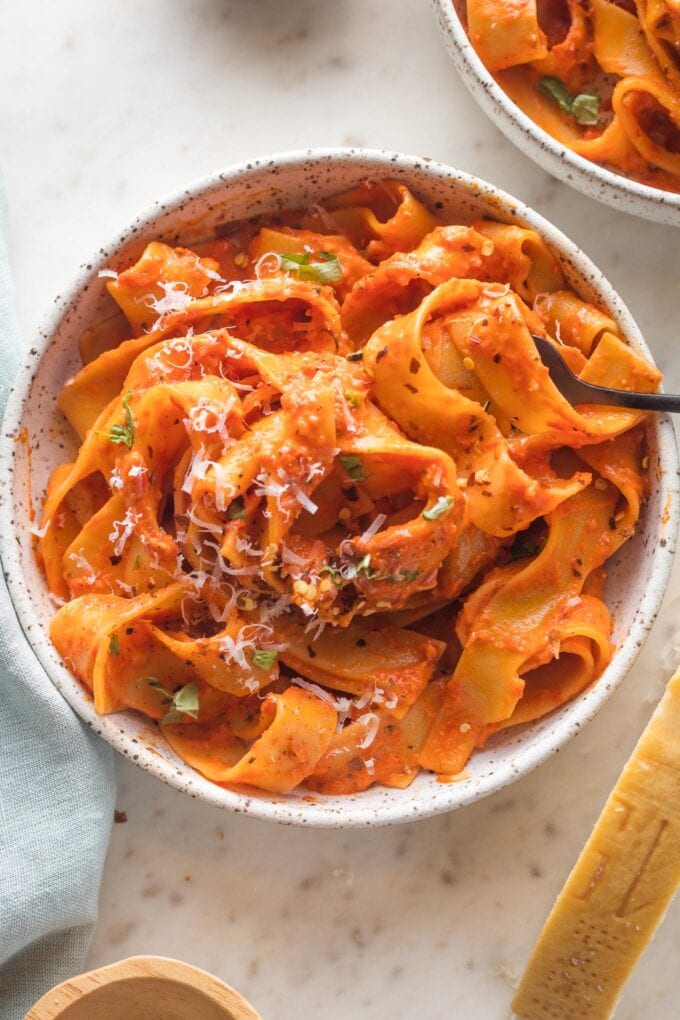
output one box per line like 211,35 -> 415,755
37,179 -> 659,795
457,0 -> 680,193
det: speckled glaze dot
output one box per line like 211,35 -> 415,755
431,0 -> 680,227
0,149 -> 677,828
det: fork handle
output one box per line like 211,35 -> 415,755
573,385 -> 680,412
532,335 -> 680,413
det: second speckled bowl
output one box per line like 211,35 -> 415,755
431,0 -> 680,226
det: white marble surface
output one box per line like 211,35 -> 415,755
2,2 -> 680,1017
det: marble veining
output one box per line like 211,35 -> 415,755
2,1 -> 680,1017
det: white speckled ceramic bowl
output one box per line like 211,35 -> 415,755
1,149 -> 677,827
431,0 -> 680,226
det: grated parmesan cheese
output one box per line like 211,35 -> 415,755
68,550 -> 97,585
146,281 -> 194,317
357,712 -> 381,749
108,509 -> 142,556
29,518 -> 50,538
361,513 -> 387,541
290,482 -> 318,515
186,505 -> 224,537
109,468 -> 124,491
291,676 -> 352,715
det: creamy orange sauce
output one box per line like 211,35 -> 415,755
37,179 -> 656,794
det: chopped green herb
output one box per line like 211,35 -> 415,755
422,496 -> 454,521
145,677 -> 168,694
351,554 -> 376,580
393,568 -> 420,583
539,76 -> 572,113
344,390 -> 362,409
101,391 -> 135,449
319,563 -> 343,580
280,250 -> 343,285
339,454 -> 367,481
144,678 -> 200,725
570,92 -> 600,126
109,633 -> 120,655
228,497 -> 246,520
132,554 -> 142,570
510,540 -> 540,561
539,76 -> 600,126
252,649 -> 278,670
319,553 -> 378,585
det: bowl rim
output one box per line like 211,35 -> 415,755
1,146 -> 678,827
431,0 -> 680,225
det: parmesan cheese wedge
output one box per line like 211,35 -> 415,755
513,666 -> 680,1019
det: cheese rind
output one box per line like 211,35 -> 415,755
513,667 -> 680,1020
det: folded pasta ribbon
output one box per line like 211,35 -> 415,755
466,0 -> 549,72
60,273 -> 347,438
419,483 -> 618,776
341,221 -> 563,345
49,583 -> 265,716
304,178 -> 441,261
363,278 -> 592,537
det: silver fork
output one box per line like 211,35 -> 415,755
532,336 -> 680,412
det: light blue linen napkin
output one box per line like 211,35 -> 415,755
0,175 -> 116,1019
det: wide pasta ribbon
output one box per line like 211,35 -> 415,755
419,483 -> 619,775
169,687 -> 338,794
341,222 -> 563,345
303,178 -> 442,261
363,278 -> 591,536
187,362 -> 464,620
466,0 -> 548,72
60,274 -> 346,438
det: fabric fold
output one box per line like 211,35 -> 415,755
0,170 -> 115,1020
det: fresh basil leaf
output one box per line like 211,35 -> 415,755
279,251 -> 309,266
228,497 -> 246,520
156,682 -> 200,725
350,554 -> 376,580
319,563 -> 343,580
252,649 -> 278,670
422,496 -> 453,521
571,92 -> 600,125
280,250 -> 342,285
339,454 -> 366,481
171,682 -> 200,720
539,76 -> 600,126
143,677 -> 169,697
510,540 -> 540,561
395,568 -> 420,582
539,76 -> 573,113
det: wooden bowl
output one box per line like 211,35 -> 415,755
25,955 -> 262,1020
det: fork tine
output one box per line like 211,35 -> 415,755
531,336 -> 679,413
